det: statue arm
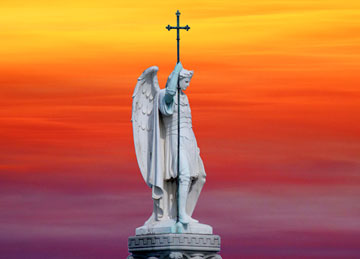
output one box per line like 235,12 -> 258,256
164,62 -> 183,105
159,90 -> 174,116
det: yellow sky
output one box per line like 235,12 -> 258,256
1,0 -> 359,65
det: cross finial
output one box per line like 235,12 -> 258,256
165,10 -> 191,63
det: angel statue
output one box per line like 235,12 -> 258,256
131,62 -> 212,234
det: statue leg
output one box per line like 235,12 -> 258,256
186,157 -> 206,217
178,150 -> 191,224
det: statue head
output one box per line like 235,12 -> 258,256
165,66 -> 194,91
179,68 -> 193,91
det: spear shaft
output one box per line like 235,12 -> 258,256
166,10 -> 190,223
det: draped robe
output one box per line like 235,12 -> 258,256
147,89 -> 206,222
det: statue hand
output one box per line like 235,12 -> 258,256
174,62 -> 183,74
165,63 -> 182,98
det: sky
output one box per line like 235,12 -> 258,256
1,0 -> 360,258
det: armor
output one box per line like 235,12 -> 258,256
162,91 -> 193,136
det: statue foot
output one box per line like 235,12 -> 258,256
179,216 -> 189,224
189,217 -> 199,223
179,213 -> 196,224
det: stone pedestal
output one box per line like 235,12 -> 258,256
128,234 -> 221,259
136,220 -> 213,235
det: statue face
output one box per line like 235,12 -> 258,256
179,77 -> 191,91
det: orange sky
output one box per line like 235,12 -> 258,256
1,0 -> 360,185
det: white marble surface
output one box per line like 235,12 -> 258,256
132,64 -> 209,232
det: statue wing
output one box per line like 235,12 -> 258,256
131,66 -> 160,186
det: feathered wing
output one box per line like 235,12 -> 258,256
131,66 -> 160,186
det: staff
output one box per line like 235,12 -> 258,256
165,10 -> 190,222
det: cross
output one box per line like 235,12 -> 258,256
166,10 -> 190,63
165,10 -> 190,224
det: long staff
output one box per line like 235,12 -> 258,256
166,10 -> 190,222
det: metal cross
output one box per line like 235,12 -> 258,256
166,10 -> 190,63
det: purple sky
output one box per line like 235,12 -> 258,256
1,174 -> 360,258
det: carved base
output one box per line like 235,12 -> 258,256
128,234 -> 221,259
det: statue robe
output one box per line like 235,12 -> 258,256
148,89 -> 206,221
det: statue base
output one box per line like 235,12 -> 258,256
128,233 -> 221,259
136,219 -> 213,235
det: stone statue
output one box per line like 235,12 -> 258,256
131,63 -> 212,234
128,12 -> 221,259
